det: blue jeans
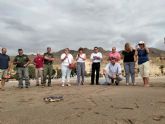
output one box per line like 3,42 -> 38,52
61,65 -> 71,84
76,62 -> 85,84
124,62 -> 135,84
17,67 -> 30,87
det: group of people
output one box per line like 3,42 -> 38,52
0,41 -> 150,91
103,41 -> 150,87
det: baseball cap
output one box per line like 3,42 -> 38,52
138,41 -> 145,45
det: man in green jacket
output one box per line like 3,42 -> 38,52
13,49 -> 30,88
43,47 -> 55,87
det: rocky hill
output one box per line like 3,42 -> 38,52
9,47 -> 165,76
10,47 -> 165,64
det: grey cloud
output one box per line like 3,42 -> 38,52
1,17 -> 35,32
0,0 -> 165,55
121,33 -> 151,44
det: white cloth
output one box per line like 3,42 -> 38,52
105,63 -> 122,77
90,52 -> 102,63
77,54 -> 86,63
139,61 -> 150,77
61,53 -> 73,66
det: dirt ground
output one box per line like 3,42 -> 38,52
0,76 -> 165,124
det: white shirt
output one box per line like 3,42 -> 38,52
105,63 -> 122,77
90,52 -> 102,63
61,53 -> 73,66
77,53 -> 86,63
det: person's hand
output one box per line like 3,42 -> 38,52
23,64 -> 28,67
49,58 -> 54,61
16,61 -> 21,64
93,56 -> 97,60
65,55 -> 68,58
14,61 -> 21,65
44,56 -> 49,60
103,69 -> 106,75
116,74 -> 120,78
50,58 -> 53,61
63,56 -> 67,60
94,56 -> 100,60
112,74 -> 116,79
144,44 -> 148,50
7,68 -> 11,72
135,45 -> 139,50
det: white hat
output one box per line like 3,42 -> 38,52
138,41 -> 145,44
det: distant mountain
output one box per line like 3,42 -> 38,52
53,47 -> 165,58
149,48 -> 165,57
10,47 -> 165,63
53,47 -> 109,58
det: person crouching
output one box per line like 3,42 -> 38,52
103,57 -> 122,85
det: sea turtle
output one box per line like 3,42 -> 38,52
43,95 -> 64,102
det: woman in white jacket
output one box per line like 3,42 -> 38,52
61,48 -> 73,87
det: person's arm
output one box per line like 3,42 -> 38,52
120,51 -> 124,60
79,54 -> 86,60
44,54 -> 50,60
44,54 -> 54,61
24,56 -> 30,67
50,54 -> 55,61
25,61 -> 30,67
13,56 -> 18,65
120,54 -> 124,60
116,64 -> 122,76
7,56 -> 11,71
70,55 -> 74,63
97,53 -> 102,60
75,54 -> 79,61
117,52 -> 121,61
144,44 -> 149,54
134,50 -> 138,62
61,54 -> 67,62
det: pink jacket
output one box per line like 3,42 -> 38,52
109,52 -> 121,62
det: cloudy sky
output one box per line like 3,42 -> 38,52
0,0 -> 165,55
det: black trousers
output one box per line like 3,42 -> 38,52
91,63 -> 100,84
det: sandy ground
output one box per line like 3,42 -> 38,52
0,76 -> 165,124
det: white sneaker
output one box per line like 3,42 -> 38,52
126,83 -> 129,86
66,83 -> 71,86
62,84 -> 65,87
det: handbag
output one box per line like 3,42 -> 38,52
3,71 -> 11,79
68,63 -> 76,70
67,55 -> 76,70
